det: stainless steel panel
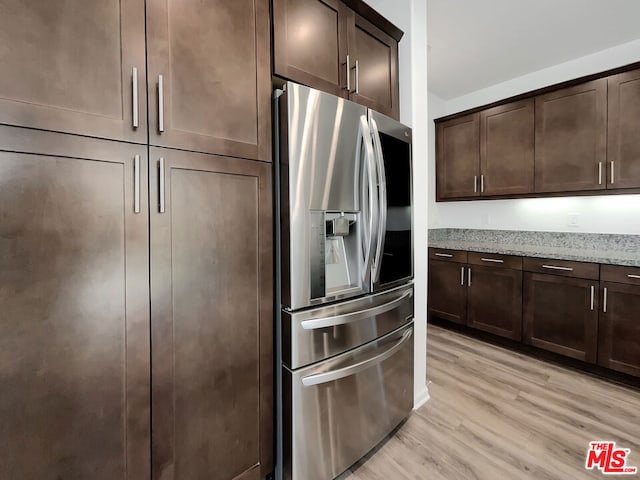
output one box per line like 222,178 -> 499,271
283,323 -> 414,480
282,284 -> 413,369
280,82 -> 372,310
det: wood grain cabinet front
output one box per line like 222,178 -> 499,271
0,129 -> 150,479
149,148 -> 273,480
273,0 -> 401,119
428,249 -> 468,325
0,0 -> 147,143
534,79 -> 607,193
523,271 -> 599,363
607,68 -> 640,189
147,0 -> 272,161
467,253 -> 523,340
598,265 -> 640,377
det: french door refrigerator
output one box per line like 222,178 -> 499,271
275,82 -> 414,480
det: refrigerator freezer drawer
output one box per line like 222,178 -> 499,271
283,323 -> 414,480
282,284 -> 414,369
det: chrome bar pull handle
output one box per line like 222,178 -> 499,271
435,253 -> 453,258
468,268 -> 472,287
355,60 -> 360,94
611,161 -> 615,185
132,67 -> 139,128
603,287 -> 608,313
158,74 -> 165,133
461,267 -> 465,286
159,157 -> 166,213
344,55 -> 351,92
628,274 -> 640,280
481,174 -> 485,193
481,258 -> 504,264
598,162 -> 603,185
542,265 -> 573,272
590,285 -> 595,311
134,155 -> 141,214
474,175 -> 478,193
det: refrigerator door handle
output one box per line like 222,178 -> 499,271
359,115 -> 378,283
301,328 -> 413,386
300,289 -> 412,330
370,117 -> 387,284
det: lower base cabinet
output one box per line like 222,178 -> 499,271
428,251 -> 467,325
599,266 -> 640,377
0,128 -> 273,479
467,258 -> 522,341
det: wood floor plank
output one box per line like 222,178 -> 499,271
341,324 -> 640,480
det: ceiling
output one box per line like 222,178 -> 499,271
427,0 -> 640,99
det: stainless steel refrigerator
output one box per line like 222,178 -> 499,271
274,82 -> 414,480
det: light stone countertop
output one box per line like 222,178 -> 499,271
428,229 -> 640,267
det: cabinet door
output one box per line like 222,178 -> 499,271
535,79 -> 607,193
147,0 -> 271,161
273,0 -> 349,98
436,114 -> 480,200
0,0 -> 146,143
428,260 -> 467,325
348,13 -> 400,119
599,283 -> 640,377
523,273 -> 598,363
150,148 -> 273,480
607,69 -> 640,190
0,130 -> 150,479
467,266 -> 523,340
480,99 -> 534,196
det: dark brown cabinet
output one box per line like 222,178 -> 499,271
147,0 -> 272,161
0,0 -> 147,144
273,0 -> 349,97
467,253 -> 523,340
534,79 -> 607,193
273,0 -> 401,119
480,99 -> 534,196
0,128 -> 150,479
598,266 -> 640,377
149,148 -> 273,480
607,68 -> 640,190
436,113 -> 480,200
348,13 -> 399,119
523,258 -> 600,363
428,249 -> 468,325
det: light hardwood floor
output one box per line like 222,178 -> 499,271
340,324 -> 640,480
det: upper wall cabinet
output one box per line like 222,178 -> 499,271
0,0 -> 147,144
273,0 -> 401,119
480,99 -> 534,196
273,0 -> 349,98
607,68 -> 640,189
535,79 -> 607,193
348,13 -> 400,119
436,113 -> 480,200
147,0 -> 272,161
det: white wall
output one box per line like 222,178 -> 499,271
365,0 -> 430,407
429,39 -> 640,235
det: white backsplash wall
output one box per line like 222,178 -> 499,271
428,38 -> 640,235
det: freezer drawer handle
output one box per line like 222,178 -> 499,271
301,328 -> 413,387
300,290 -> 413,330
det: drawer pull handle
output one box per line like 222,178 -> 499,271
435,253 -> 453,258
541,265 -> 573,272
481,258 -> 504,263
628,274 -> 640,279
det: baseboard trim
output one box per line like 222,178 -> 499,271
413,385 -> 430,410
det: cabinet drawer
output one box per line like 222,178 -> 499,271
523,257 -> 599,280
429,248 -> 467,263
468,252 -> 522,270
601,264 -> 640,285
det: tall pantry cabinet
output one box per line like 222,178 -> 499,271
0,1 -> 273,480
